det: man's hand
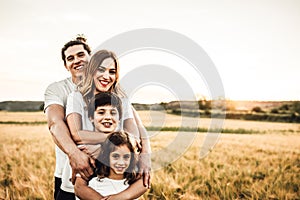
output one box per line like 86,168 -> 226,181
137,152 -> 151,188
78,144 -> 101,160
69,148 -> 94,184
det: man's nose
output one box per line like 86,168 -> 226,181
74,56 -> 81,64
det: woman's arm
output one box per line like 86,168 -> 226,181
66,112 -> 109,144
131,107 -> 152,188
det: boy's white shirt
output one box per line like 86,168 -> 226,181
61,90 -> 133,193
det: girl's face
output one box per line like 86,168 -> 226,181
93,105 -> 119,133
93,57 -> 116,93
109,144 -> 131,180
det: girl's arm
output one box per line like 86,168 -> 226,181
74,177 -> 106,200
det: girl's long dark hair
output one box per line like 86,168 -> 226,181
95,131 -> 138,185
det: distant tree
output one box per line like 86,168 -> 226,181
270,108 -> 279,114
252,106 -> 264,113
279,104 -> 290,111
292,101 -> 300,114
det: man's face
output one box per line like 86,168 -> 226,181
93,105 -> 120,133
64,44 -> 89,82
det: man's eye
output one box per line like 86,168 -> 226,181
67,56 -> 74,61
78,52 -> 85,57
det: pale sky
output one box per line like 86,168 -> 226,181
0,0 -> 299,103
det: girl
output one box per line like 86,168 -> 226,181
75,131 -> 146,199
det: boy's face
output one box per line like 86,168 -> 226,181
93,105 -> 119,133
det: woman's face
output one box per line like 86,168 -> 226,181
93,57 -> 116,93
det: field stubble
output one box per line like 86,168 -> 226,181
0,111 -> 299,199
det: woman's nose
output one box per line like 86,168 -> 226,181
102,70 -> 109,79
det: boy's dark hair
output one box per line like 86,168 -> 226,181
61,34 -> 91,65
95,131 -> 138,185
88,92 -> 123,119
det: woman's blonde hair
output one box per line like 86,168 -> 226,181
79,49 -> 125,105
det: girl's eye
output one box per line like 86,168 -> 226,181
124,155 -> 130,160
111,110 -> 117,115
112,153 -> 120,159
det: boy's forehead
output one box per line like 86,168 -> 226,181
95,105 -> 117,110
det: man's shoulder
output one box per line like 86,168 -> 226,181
46,77 -> 73,90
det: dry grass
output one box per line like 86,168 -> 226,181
0,111 -> 299,199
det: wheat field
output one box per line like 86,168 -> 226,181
0,111 -> 299,199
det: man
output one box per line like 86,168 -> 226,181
44,35 -> 93,199
45,35 -> 151,200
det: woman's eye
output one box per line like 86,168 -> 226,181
109,70 -> 116,75
97,67 -> 106,73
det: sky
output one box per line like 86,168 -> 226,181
0,0 -> 299,103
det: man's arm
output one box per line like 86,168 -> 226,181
45,104 -> 93,181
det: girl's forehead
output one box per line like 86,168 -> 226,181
111,144 -> 130,153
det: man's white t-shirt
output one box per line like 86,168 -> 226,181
44,77 -> 76,178
60,91 -> 133,193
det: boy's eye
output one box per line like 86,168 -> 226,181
96,111 -> 105,115
111,110 -> 118,115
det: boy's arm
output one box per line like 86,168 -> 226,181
108,178 -> 148,200
45,104 -> 93,181
74,177 -> 106,200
